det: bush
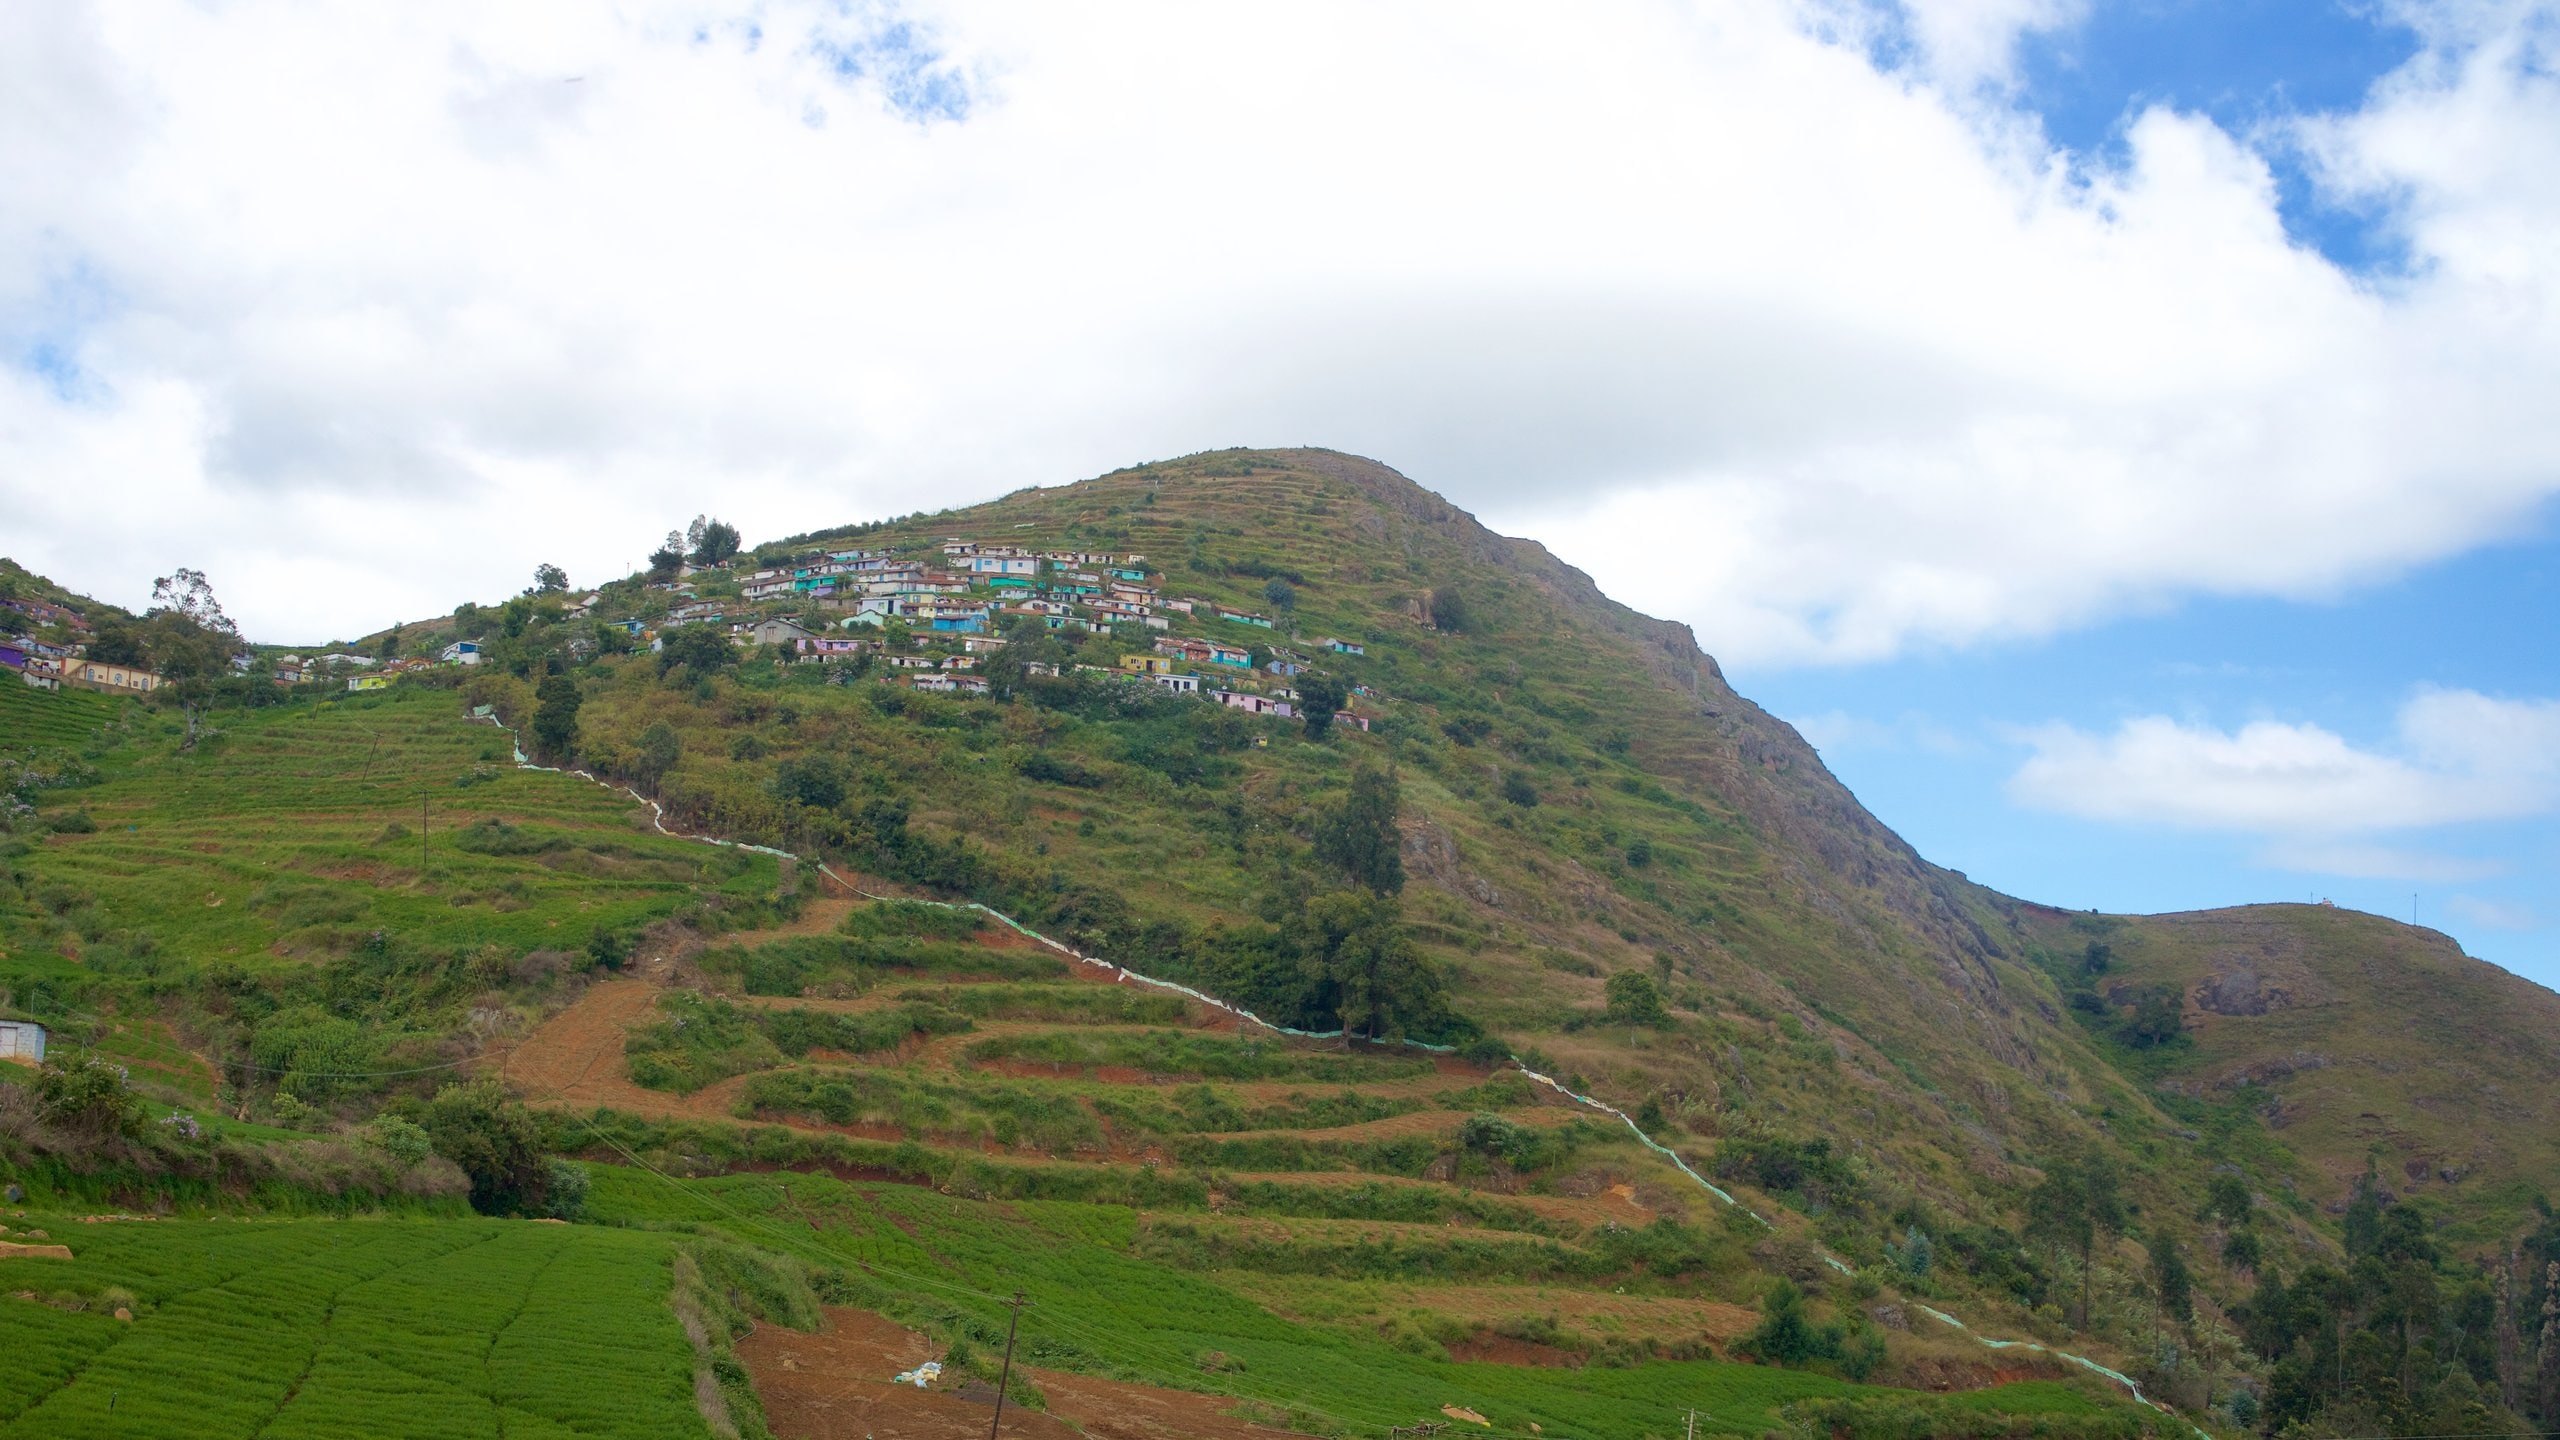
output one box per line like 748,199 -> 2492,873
1603,971 -> 1668,1025
34,1051 -> 144,1140
1735,1280 -> 1841,1367
543,1158 -> 590,1220
414,1080 -> 557,1217
365,1115 -> 434,1167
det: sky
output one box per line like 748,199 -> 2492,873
2,1 -> 2554,983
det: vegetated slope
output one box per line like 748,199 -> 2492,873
504,451 -> 2303,1223
2019,901 -> 2560,1242
0,688 -> 783,1097
7,449 -> 2559,1437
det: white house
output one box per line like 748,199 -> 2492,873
440,640 -> 482,665
0,1018 -> 47,1066
1152,672 -> 1202,695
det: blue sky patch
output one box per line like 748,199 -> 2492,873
807,11 -> 972,125
2009,0 -> 2423,272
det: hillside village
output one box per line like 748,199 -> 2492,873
3,532 -> 1380,730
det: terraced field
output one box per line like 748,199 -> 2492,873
0,679 -> 120,749
491,898 -> 2146,1440
10,686 -> 779,970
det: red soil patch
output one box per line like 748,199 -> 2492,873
740,1306 -> 1318,1440
1445,1335 -> 1583,1367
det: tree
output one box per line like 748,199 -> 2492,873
771,755 -> 845,811
1263,578 -> 1296,612
2497,1247 -> 2523,1411
532,562 -> 569,593
655,624 -> 735,678
144,568 -> 245,749
688,516 -> 741,565
2541,1263 -> 2560,1424
648,531 -> 687,576
530,673 -> 581,758
1297,673 -> 1345,740
1604,971 -> 1669,1025
2026,1151 -> 2126,1332
1737,1281 -> 1839,1367
1500,771 -> 1539,807
2203,1172 -> 2253,1227
1427,585 -> 1470,634
417,1080 -> 555,1216
1290,891 -> 1444,1040
632,721 -> 682,785
2150,1230 -> 2194,1330
1314,764 -> 1404,894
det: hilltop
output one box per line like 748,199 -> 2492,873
5,448 -> 2558,1440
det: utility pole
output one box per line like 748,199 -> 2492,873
421,794 -> 429,876
987,1290 -> 1029,1440
1685,1409 -> 1696,1440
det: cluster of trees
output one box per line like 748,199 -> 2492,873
2230,1176 -> 2560,1436
650,515 -> 741,573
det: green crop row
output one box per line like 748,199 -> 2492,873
964,1027 -> 1436,1082
890,980 -> 1190,1024
0,1217 -> 710,1439
624,991 -> 972,1093
696,933 -> 1065,997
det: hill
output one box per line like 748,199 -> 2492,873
5,447 -> 2558,1440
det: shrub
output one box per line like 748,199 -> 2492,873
415,1079 -> 557,1216
1735,1281 -> 1840,1366
34,1051 -> 144,1140
1603,971 -> 1668,1025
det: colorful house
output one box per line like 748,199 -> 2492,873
66,659 -> 164,695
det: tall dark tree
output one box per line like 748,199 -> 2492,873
632,721 -> 682,785
1427,585 -> 1470,633
2149,1230 -> 2193,1331
1314,764 -> 1404,894
2027,1150 -> 2126,1332
2497,1246 -> 2523,1411
2541,1262 -> 2560,1423
530,673 -> 581,759
1296,673 -> 1345,740
1290,891 -> 1443,1040
648,531 -> 687,576
532,563 -> 569,593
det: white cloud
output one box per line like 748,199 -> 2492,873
1893,0 -> 2087,89
1793,709 -> 1972,756
2006,688 -> 2560,837
2449,894 -> 2541,931
0,2 -> 2555,656
2255,841 -> 2507,884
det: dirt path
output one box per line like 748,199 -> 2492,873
740,1306 -> 1318,1440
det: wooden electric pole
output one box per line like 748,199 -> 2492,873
988,1291 -> 1029,1440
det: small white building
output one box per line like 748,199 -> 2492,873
0,1018 -> 46,1066
441,640 -> 483,665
